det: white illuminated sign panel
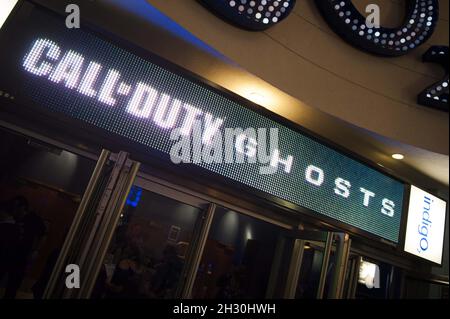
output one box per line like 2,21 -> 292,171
358,259 -> 380,289
404,186 -> 447,264
0,0 -> 18,30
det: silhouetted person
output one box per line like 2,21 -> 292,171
90,264 -> 108,299
6,196 -> 46,299
150,245 -> 183,299
215,265 -> 246,299
106,244 -> 142,299
216,272 -> 233,299
31,247 -> 60,299
0,200 -> 22,299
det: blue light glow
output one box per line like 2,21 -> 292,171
107,0 -> 227,60
126,185 -> 143,208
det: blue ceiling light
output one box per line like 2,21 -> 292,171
200,0 -> 296,31
315,0 -> 439,56
107,0 -> 226,59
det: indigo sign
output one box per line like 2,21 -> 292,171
404,186 -> 447,264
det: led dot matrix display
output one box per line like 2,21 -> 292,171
0,4 -> 405,242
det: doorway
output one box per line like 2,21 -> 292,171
0,125 -> 353,300
87,175 -> 212,299
0,126 -> 97,299
266,229 -> 351,299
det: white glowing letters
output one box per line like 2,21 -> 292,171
126,83 -> 158,117
305,165 -> 324,186
23,38 -> 226,144
78,62 -> 102,97
48,50 -> 84,89
22,38 -> 398,219
23,39 -> 61,76
304,165 -> 396,216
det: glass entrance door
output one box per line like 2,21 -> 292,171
190,206 -> 289,299
267,230 -> 351,299
91,175 -> 211,299
0,126 -> 97,299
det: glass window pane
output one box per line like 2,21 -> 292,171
355,259 -> 395,299
0,128 -> 96,299
295,242 -> 326,299
192,206 -> 285,299
404,277 -> 448,299
93,187 -> 203,299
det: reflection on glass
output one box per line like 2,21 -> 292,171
93,188 -> 201,299
358,259 -> 380,289
192,207 -> 284,299
294,241 -> 339,299
295,243 -> 324,299
0,128 -> 95,299
355,259 -> 399,299
404,277 -> 448,299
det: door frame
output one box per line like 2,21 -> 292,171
0,121 -> 353,300
116,171 -> 355,299
129,171 -> 295,298
271,229 -> 351,299
0,119 -> 99,161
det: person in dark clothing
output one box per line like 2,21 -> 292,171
2,196 -> 46,299
90,264 -> 108,299
8,196 -> 29,223
0,201 -> 21,297
215,265 -> 247,299
17,209 -> 47,259
31,248 -> 60,299
0,198 -> 24,299
105,244 -> 142,299
150,245 -> 184,299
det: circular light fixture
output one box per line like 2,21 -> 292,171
315,0 -> 439,56
392,153 -> 404,160
418,46 -> 449,112
200,0 -> 296,31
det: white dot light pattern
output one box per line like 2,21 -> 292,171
418,46 -> 449,112
202,0 -> 295,30
316,0 -> 439,56
11,8 -> 406,242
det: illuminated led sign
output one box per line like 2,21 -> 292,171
0,4 -> 405,242
418,46 -> 449,112
200,0 -> 445,111
404,186 -> 447,264
200,0 -> 296,31
201,0 -> 439,57
315,0 -> 439,57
